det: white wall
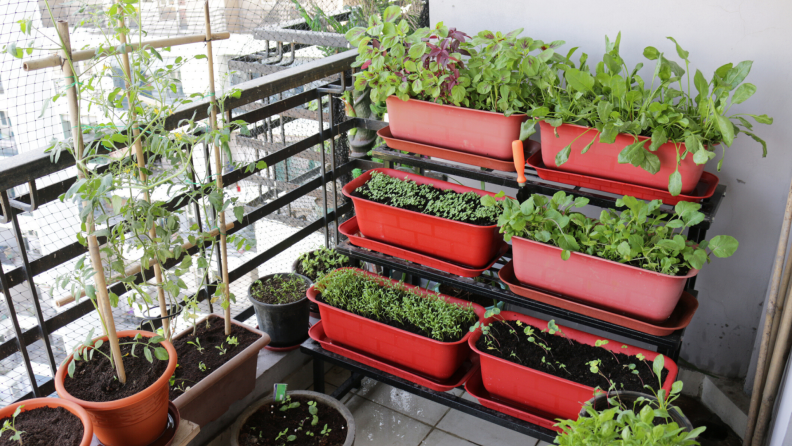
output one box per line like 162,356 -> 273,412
431,0 -> 792,378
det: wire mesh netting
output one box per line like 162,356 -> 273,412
0,0 -> 427,404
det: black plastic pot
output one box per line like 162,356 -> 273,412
292,250 -> 362,320
583,391 -> 693,432
248,273 -> 312,348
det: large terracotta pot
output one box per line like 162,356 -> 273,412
0,397 -> 93,446
55,330 -> 177,446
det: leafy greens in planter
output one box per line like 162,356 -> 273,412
345,6 -> 561,116
482,191 -> 738,276
521,32 -> 772,195
315,269 -> 477,342
355,171 -> 501,225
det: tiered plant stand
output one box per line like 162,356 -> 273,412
299,145 -> 727,442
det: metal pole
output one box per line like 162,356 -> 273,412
317,90 -> 329,248
328,91 -> 339,246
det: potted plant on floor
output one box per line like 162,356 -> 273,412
293,247 -> 358,319
0,398 -> 93,446
556,359 -> 705,445
248,273 -> 313,348
230,390 -> 355,446
482,191 -> 738,322
345,7 -> 560,160
521,33 -> 773,195
343,168 -> 507,269
310,268 -> 483,380
469,309 -> 678,421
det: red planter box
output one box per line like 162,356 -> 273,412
511,236 -> 697,323
342,168 -> 507,269
386,96 -> 527,161
540,121 -> 707,194
307,268 -> 484,380
469,311 -> 678,421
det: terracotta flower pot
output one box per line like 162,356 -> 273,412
229,391 -> 355,446
55,330 -> 177,446
469,311 -> 678,421
386,96 -> 528,160
172,314 -> 270,427
0,397 -> 93,446
342,168 -> 507,269
307,268 -> 484,380
539,121 -> 708,194
511,235 -> 697,323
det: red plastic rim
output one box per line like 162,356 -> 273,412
339,216 -> 509,278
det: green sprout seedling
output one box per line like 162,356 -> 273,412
216,343 -> 227,355
308,400 -> 319,426
187,338 -> 204,354
227,336 -> 239,347
198,361 -> 208,372
0,405 -> 24,443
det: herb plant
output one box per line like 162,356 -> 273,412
520,33 -> 773,195
315,269 -> 477,342
0,406 -> 24,443
555,356 -> 705,446
296,247 -> 353,281
356,171 -> 501,225
68,329 -> 169,378
250,274 -> 309,305
482,191 -> 738,276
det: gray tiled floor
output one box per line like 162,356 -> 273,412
317,366 -> 543,446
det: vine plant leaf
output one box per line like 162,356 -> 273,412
709,235 -> 739,258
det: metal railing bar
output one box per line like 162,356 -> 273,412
0,261 -> 42,397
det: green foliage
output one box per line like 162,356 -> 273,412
555,356 -> 706,446
315,269 -> 477,342
0,405 -> 25,443
357,171 -> 501,225
250,274 -> 309,305
67,330 -> 168,378
296,247 -> 352,281
523,33 -> 772,194
482,191 -> 738,276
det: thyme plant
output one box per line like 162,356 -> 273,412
482,191 -> 738,276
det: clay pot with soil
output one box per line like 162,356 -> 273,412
55,330 -> 177,446
230,390 -> 355,446
249,273 -> 312,347
0,397 -> 93,446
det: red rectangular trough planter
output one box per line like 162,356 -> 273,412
342,168 -> 507,269
539,121 -> 708,194
307,268 -> 484,380
511,236 -> 698,323
469,311 -> 678,421
386,96 -> 528,161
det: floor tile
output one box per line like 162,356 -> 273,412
353,378 -> 451,426
420,429 -> 478,446
436,392 -> 540,446
345,395 -> 433,446
324,365 -> 352,387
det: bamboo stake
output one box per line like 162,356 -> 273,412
745,176 -> 792,444
56,222 -> 235,307
57,20 -> 126,384
203,1 -> 232,336
117,7 -> 170,338
23,32 -> 230,72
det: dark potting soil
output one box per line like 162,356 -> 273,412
0,406 -> 84,446
352,184 -> 497,226
438,284 -> 495,309
250,275 -> 310,305
64,336 -> 168,402
295,251 -> 356,282
238,395 -> 347,446
169,315 -> 261,400
476,320 -> 668,392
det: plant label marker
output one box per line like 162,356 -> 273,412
274,383 -> 288,402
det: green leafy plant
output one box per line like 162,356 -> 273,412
296,247 -> 352,281
198,361 -> 208,372
0,405 -> 24,443
187,338 -> 204,354
555,356 -> 705,446
68,329 -> 169,378
315,269 -> 477,342
356,171 -> 501,225
250,274 -> 309,305
521,33 -> 772,195
482,191 -> 738,276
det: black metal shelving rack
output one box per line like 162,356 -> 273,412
300,145 -> 727,442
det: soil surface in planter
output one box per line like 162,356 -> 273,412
64,336 -> 168,402
352,174 -> 498,226
237,395 -> 347,446
251,275 -> 310,305
170,317 -> 261,400
0,406 -> 84,446
477,320 -> 668,392
295,250 -> 356,281
438,284 -> 494,309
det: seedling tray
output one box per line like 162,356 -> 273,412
308,321 -> 480,392
498,261 -> 698,336
339,217 -> 509,278
526,149 -> 719,205
378,126 -> 541,172
464,368 -> 560,433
